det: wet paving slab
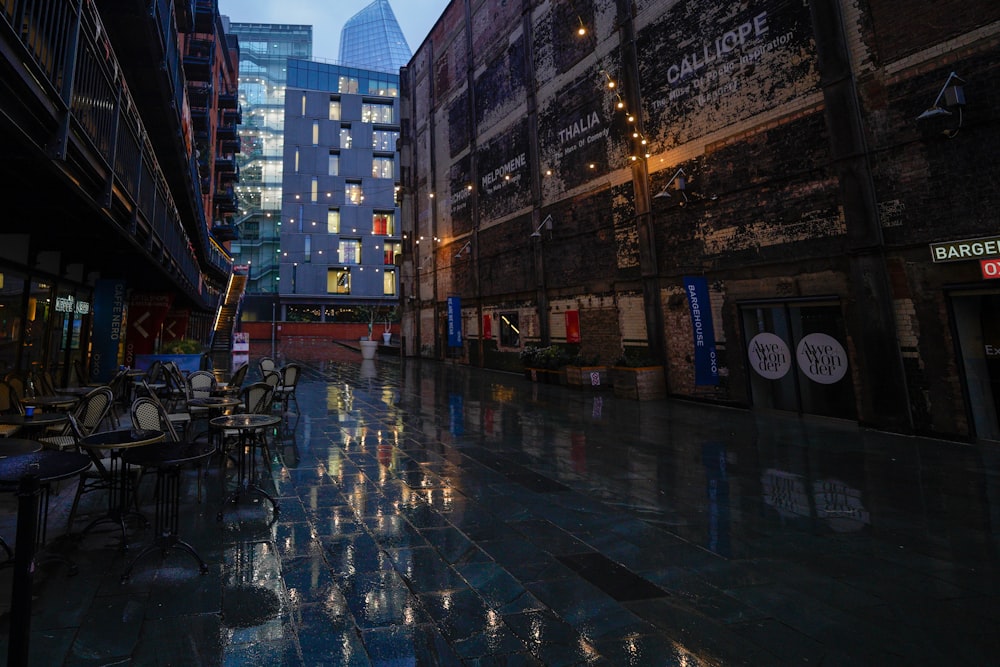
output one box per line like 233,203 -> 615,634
1,355 -> 1000,664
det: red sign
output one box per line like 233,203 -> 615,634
482,314 -> 492,340
124,292 -> 175,365
565,310 -> 580,344
981,260 -> 1000,280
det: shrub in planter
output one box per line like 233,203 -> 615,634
612,354 -> 665,400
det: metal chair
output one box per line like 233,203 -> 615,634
275,364 -> 301,415
258,357 -> 276,378
0,380 -> 22,437
38,387 -> 114,451
223,362 -> 249,396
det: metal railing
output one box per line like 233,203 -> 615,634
1,0 -> 232,307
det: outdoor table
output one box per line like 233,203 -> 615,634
0,450 -> 91,568
0,438 -> 44,457
53,386 -> 97,397
0,412 -> 68,439
20,395 -> 78,410
120,441 -> 216,581
210,414 -> 281,519
187,396 -> 240,440
78,428 -> 165,548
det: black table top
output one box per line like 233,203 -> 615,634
0,450 -> 91,484
122,442 -> 216,468
0,413 -> 68,427
187,397 -> 240,408
210,414 -> 281,430
80,428 -> 164,450
0,439 -> 44,456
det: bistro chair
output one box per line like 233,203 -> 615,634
222,362 -> 249,397
138,379 -> 191,439
0,381 -> 22,437
258,357 -> 276,377
275,364 -> 301,415
38,387 -> 114,451
129,396 -> 207,501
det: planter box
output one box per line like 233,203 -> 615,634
565,366 -> 610,390
611,365 -> 666,400
134,353 -> 204,374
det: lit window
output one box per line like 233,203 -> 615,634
328,268 -> 350,294
372,130 -> 399,152
311,177 -> 318,203
329,151 -> 339,176
300,92 -> 306,116
339,239 -> 361,264
372,212 -> 395,236
345,181 -> 363,205
362,102 -> 394,124
304,235 -> 311,262
383,241 -> 401,265
312,121 -> 319,145
383,269 -> 396,296
372,157 -> 394,179
340,124 -> 352,149
329,98 -> 341,120
327,208 -> 340,233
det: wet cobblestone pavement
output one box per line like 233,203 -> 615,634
2,351 -> 1000,665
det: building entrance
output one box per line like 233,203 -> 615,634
951,291 -> 1000,441
740,301 -> 856,420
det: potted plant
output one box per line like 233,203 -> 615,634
611,353 -> 665,400
381,306 -> 399,345
520,345 -> 571,383
356,306 -> 381,359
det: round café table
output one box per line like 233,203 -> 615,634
120,441 -> 216,581
78,428 -> 165,548
0,450 -> 92,567
210,414 -> 281,520
187,396 -> 240,441
20,395 -> 78,410
53,386 -> 97,397
0,412 -> 69,439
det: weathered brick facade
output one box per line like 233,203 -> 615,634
400,0 -> 1000,440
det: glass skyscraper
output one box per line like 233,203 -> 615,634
226,22 -> 312,296
338,0 -> 412,73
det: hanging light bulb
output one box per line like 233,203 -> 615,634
577,17 -> 587,36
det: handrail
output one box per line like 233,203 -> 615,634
0,0 -> 232,307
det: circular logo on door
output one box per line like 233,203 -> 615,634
748,332 -> 791,380
796,333 -> 848,384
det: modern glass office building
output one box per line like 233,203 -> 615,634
226,22 -> 312,298
338,0 -> 412,73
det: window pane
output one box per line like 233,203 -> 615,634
372,157 -> 393,179
329,99 -> 341,120
340,125 -> 352,149
372,130 -> 399,151
500,312 -> 520,347
327,208 -> 340,233
345,182 -> 363,205
328,152 -> 339,176
312,121 -> 319,145
373,212 -> 394,235
339,239 -> 361,264
383,269 -> 396,296
328,268 -> 351,294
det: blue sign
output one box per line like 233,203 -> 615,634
447,296 -> 462,347
91,279 -> 127,382
683,276 -> 719,386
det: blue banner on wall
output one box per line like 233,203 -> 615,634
447,296 -> 462,348
683,276 -> 719,386
91,279 -> 127,383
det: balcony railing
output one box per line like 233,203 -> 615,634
0,0 -> 231,306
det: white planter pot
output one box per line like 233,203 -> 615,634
360,340 -> 379,360
382,332 -> 392,344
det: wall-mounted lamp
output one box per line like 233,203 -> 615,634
916,71 -> 965,137
530,214 -> 554,238
654,168 -> 689,204
454,241 -> 471,259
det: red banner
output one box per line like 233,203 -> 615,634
124,293 -> 174,366
565,310 -> 580,344
483,313 -> 492,340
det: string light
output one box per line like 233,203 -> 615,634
577,17 -> 586,37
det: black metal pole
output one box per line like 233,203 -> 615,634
8,474 -> 41,667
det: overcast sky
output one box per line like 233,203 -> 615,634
217,0 -> 451,62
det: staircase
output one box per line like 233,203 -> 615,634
209,272 -> 247,374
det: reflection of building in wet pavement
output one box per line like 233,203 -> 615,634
763,469 -> 871,532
